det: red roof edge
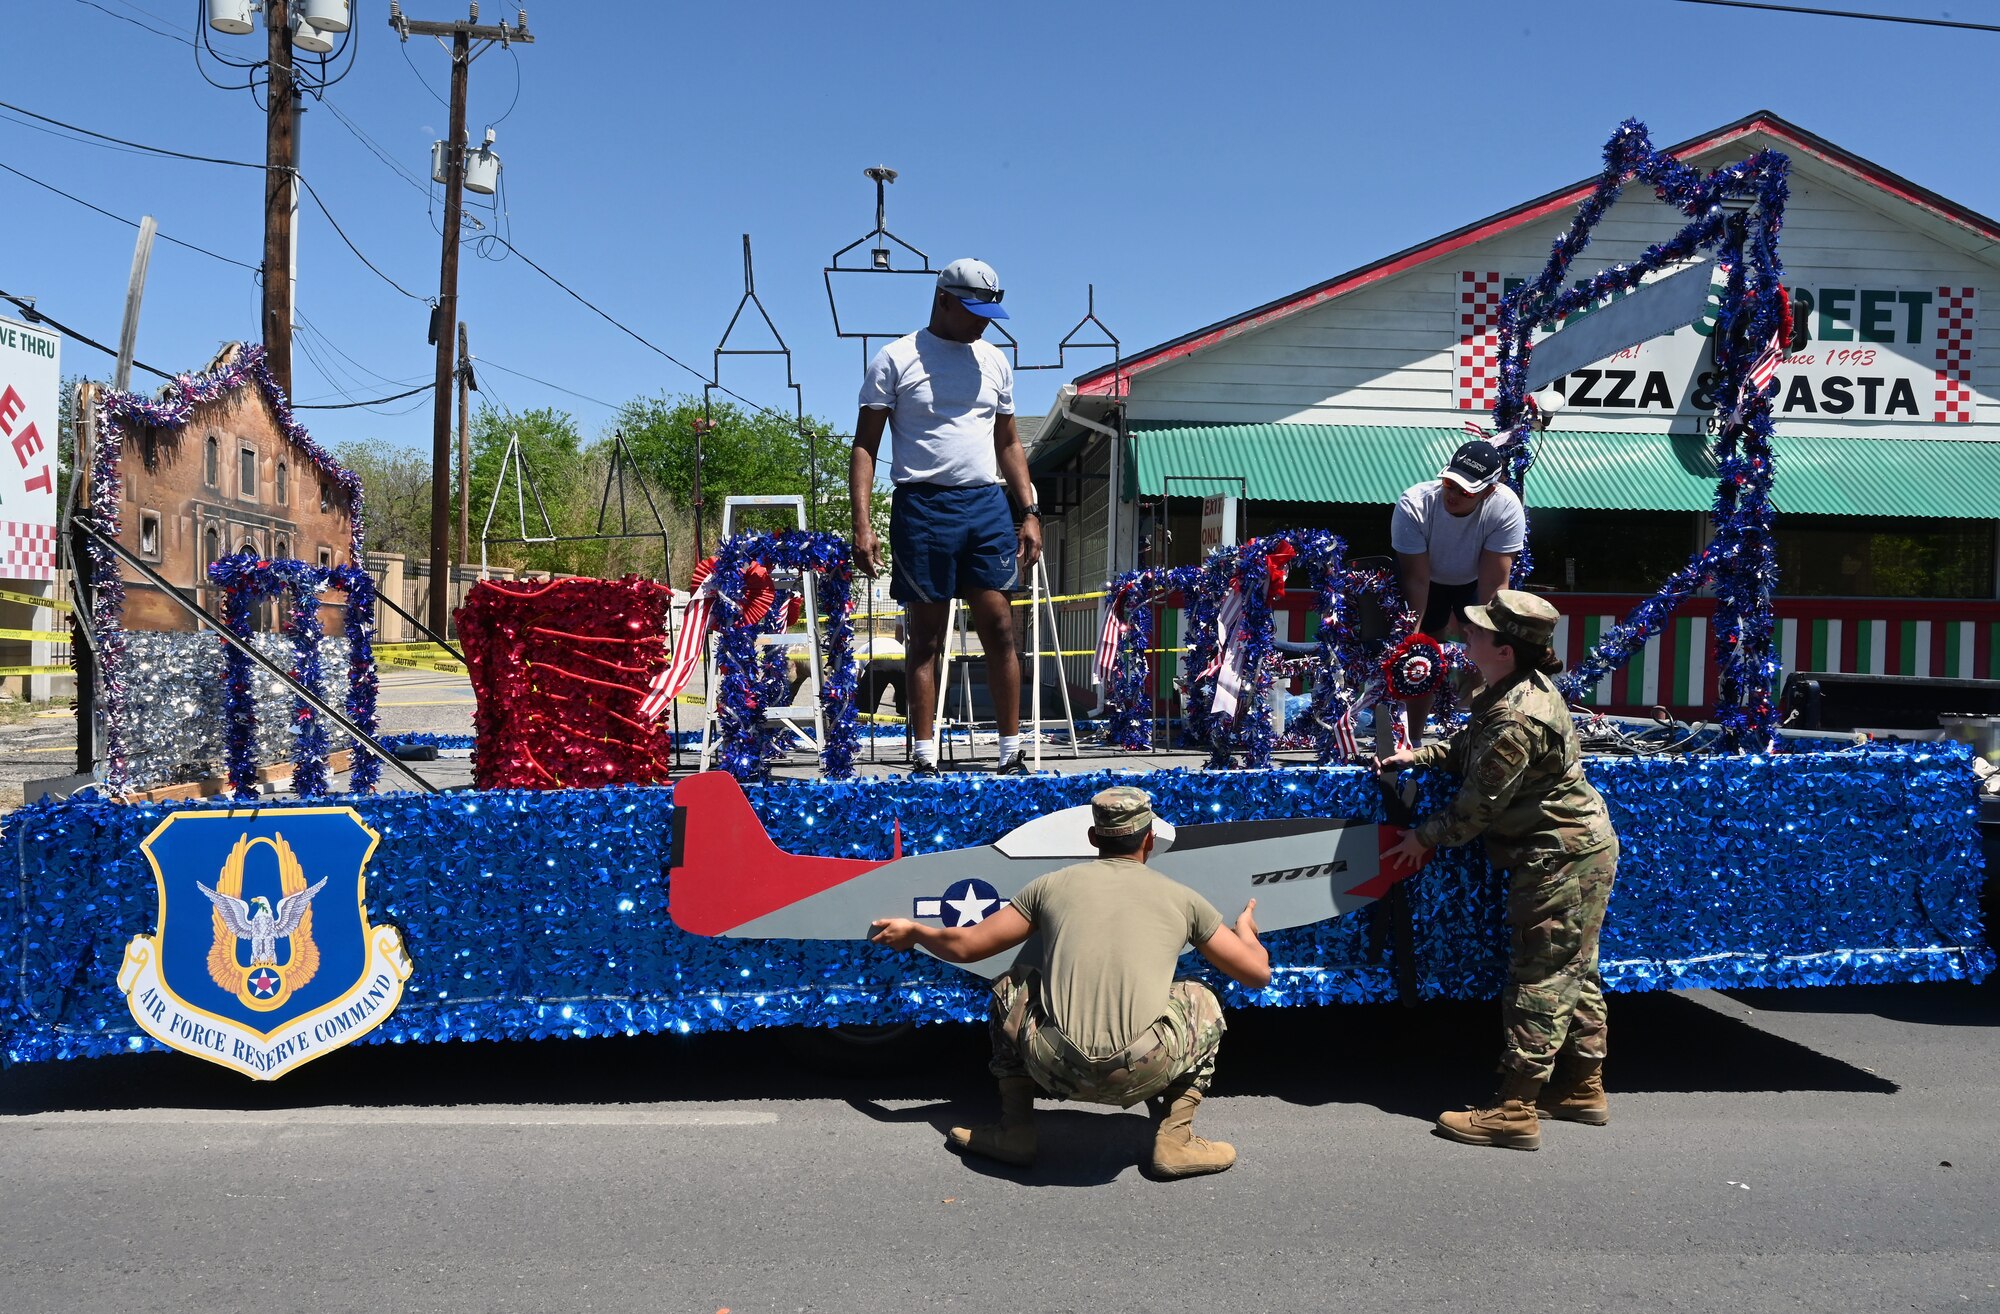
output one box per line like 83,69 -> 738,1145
1077,112 -> 2000,398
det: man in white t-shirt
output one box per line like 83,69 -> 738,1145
849,258 -> 1042,776
1390,438 -> 1526,731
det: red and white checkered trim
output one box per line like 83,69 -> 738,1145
1456,271 -> 1505,413
0,522 -> 55,581
1934,285 -> 1976,424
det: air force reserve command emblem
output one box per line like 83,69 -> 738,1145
118,808 -> 412,1080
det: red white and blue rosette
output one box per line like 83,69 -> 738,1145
1382,631 -> 1446,700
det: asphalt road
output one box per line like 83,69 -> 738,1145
1,981 -> 1994,1314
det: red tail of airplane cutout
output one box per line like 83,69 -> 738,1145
667,772 -> 890,935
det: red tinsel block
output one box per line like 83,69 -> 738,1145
457,576 -> 675,790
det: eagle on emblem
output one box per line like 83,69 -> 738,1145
197,832 -> 327,995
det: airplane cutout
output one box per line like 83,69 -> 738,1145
667,772 -> 1428,979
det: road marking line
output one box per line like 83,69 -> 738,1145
3,1106 -> 778,1127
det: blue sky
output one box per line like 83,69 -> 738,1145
4,1 -> 1993,459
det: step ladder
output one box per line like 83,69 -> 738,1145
935,551 -> 1080,769
697,495 -> 826,771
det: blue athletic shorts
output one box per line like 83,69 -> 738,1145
889,482 -> 1020,604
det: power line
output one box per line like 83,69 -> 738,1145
478,358 -> 624,412
398,35 -> 452,109
1671,0 -> 2000,31
0,97 -> 263,168
0,106 -> 191,162
320,96 -> 433,197
68,0 -> 194,44
476,234 -> 793,423
0,159 -> 259,270
293,172 -> 430,302
296,308 -> 433,392
0,96 -> 430,306
0,286 -> 429,409
0,97 -> 798,427
488,43 -> 523,127
0,289 -> 171,381
294,382 -> 436,410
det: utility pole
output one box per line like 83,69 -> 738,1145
457,320 -> 475,562
390,3 -> 533,638
262,0 -> 297,395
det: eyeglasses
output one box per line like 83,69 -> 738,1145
943,285 -> 1004,304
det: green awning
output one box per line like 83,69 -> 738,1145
1124,424 -> 2000,519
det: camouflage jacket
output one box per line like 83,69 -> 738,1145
1407,668 -> 1615,866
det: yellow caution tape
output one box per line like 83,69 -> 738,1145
0,587 -> 68,613
376,653 -> 466,673
676,692 -> 706,705
0,627 -> 71,642
0,664 -> 73,676
1028,588 -> 1111,606
376,642 -> 456,658
1051,646 -> 1187,658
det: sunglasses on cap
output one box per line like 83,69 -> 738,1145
943,285 -> 1004,304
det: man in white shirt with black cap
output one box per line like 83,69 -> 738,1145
1391,438 -> 1526,733
849,258 -> 1042,775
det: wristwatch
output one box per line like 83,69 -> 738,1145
1018,503 -> 1041,520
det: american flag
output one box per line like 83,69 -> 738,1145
1461,420 -> 1491,441
1330,708 -> 1358,760
639,592 -> 714,722
1210,586 -> 1249,718
1092,597 -> 1126,686
1748,330 -> 1784,390
1201,585 -> 1247,679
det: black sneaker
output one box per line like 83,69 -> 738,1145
909,760 -> 941,778
994,752 -> 1029,776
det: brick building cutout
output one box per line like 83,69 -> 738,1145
99,344 -> 358,632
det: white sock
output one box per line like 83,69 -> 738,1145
913,738 -> 938,766
998,734 -> 1022,763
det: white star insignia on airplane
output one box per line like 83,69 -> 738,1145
944,887 -> 999,926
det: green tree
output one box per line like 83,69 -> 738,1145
613,395 -> 852,569
333,440 -> 432,562
463,403 -> 588,573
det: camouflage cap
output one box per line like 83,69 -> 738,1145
1463,588 -> 1560,647
1090,786 -> 1155,838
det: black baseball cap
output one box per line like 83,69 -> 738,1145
1440,439 -> 1506,494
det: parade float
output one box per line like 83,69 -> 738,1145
0,121 -> 1987,1081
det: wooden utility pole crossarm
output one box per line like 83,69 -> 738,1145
390,3 -> 534,637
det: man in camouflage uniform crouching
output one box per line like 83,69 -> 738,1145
1378,589 -> 1620,1150
870,787 -> 1270,1177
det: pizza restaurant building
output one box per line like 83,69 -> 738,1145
1028,112 -> 2000,718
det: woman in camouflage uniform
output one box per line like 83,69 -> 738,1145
1377,589 -> 1619,1151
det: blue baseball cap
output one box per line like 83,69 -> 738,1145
937,257 -> 1009,319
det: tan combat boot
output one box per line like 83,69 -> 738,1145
1536,1057 -> 1609,1126
1149,1083 -> 1236,1178
1435,1069 -> 1543,1150
948,1076 -> 1038,1166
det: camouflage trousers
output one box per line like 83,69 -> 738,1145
1501,838 -> 1619,1081
985,968 -> 1226,1108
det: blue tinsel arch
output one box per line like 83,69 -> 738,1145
1487,119 -> 1791,747
1101,533 -> 1479,768
208,553 -> 381,800
704,530 -> 860,782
